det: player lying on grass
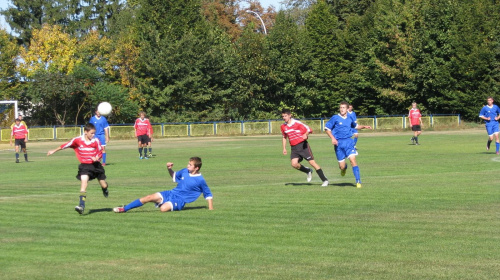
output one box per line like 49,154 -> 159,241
324,101 -> 372,188
113,157 -> 213,213
47,123 -> 109,215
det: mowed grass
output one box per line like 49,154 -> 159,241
0,129 -> 499,279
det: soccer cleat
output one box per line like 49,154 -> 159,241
102,163 -> 106,166
102,188 -> 109,198
356,182 -> 362,188
321,180 -> 329,187
340,168 -> 347,176
497,151 -> 499,155
139,156 -> 143,159
144,156 -> 149,159
487,145 -> 490,151
113,207 -> 125,213
15,159 -> 19,163
411,137 -> 415,144
75,206 -> 84,214
306,169 -> 313,182
415,143 -> 420,145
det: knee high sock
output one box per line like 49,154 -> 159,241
496,142 -> 499,153
124,199 -> 143,212
102,152 -> 107,163
15,153 -> 19,160
352,166 -> 361,183
24,153 -> 28,161
298,164 -> 311,173
415,137 -> 419,144
487,139 -> 492,148
354,137 -> 358,146
316,169 -> 328,181
149,147 -> 152,154
138,147 -> 143,156
79,191 -> 87,207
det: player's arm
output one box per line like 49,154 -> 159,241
9,131 -> 13,146
355,124 -> 372,130
47,146 -> 63,156
282,136 -> 288,155
207,198 -> 214,210
105,127 -> 110,143
325,128 -> 338,146
166,162 -> 175,178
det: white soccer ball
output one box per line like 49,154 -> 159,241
97,102 -> 112,116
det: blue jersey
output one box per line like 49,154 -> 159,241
348,111 -> 358,134
325,114 -> 357,140
171,168 -> 213,203
479,105 -> 500,126
89,115 -> 110,136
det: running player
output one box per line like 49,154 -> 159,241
134,111 -> 153,159
348,105 -> 359,147
10,118 -> 29,163
479,96 -> 500,154
47,123 -> 109,214
113,157 -> 213,213
408,102 -> 422,145
281,109 -> 329,187
324,101 -> 371,188
89,109 -> 110,165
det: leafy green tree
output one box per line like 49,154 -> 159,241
0,28 -> 19,99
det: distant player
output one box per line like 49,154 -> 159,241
324,101 -> 371,188
10,114 -> 28,129
348,105 -> 359,147
89,108 -> 110,165
281,109 -> 329,187
113,157 -> 213,213
47,123 -> 109,215
479,96 -> 500,154
134,111 -> 153,159
408,102 -> 422,145
10,118 -> 29,163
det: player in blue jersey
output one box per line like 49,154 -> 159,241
113,157 -> 214,213
89,109 -> 110,165
479,96 -> 500,154
348,105 -> 359,147
324,101 -> 371,188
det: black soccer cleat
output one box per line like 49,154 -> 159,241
102,188 -> 109,198
75,205 -> 84,214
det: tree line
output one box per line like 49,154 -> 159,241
0,0 -> 499,126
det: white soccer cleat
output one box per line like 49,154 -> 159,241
307,169 -> 313,182
321,180 -> 329,187
113,207 -> 125,213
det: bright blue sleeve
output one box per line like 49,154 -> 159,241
174,168 -> 188,182
324,115 -> 336,131
479,106 -> 487,117
200,178 -> 213,199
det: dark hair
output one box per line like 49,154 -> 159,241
340,101 -> 350,107
84,123 -> 96,132
190,156 -> 202,170
281,109 -> 292,115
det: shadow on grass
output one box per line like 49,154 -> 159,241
285,182 -> 356,187
86,205 -> 207,215
87,208 -> 114,214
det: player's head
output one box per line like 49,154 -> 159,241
15,118 -> 21,124
95,108 -> 101,117
189,156 -> 202,171
281,109 -> 292,123
17,114 -> 23,120
339,101 -> 349,115
412,102 -> 417,108
348,105 -> 353,112
487,97 -> 494,106
139,111 -> 146,119
83,123 -> 96,140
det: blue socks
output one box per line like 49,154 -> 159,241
124,199 -> 143,211
496,142 -> 499,153
352,166 -> 361,183
354,137 -> 358,146
102,153 -> 107,164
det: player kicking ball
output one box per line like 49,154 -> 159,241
113,157 -> 213,213
324,101 -> 372,188
47,123 -> 109,214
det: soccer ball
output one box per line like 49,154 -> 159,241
97,102 -> 112,116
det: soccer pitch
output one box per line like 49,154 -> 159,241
1,130 -> 499,279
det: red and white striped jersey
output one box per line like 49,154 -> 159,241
134,118 -> 153,137
281,119 -> 312,146
60,135 -> 103,164
408,108 -> 421,126
11,124 -> 28,139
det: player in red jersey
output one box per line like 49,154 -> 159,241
47,123 -> 109,215
408,102 -> 422,145
281,109 -> 329,187
134,111 -> 153,159
10,118 -> 29,163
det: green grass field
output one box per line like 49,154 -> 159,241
1,129 -> 499,279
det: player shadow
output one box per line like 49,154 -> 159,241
182,206 -> 208,211
87,208 -> 114,215
284,182 -> 356,187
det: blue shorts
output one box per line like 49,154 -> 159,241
156,190 -> 185,211
334,138 -> 358,162
485,123 -> 499,136
95,135 -> 106,146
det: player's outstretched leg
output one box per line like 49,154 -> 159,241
75,191 -> 86,214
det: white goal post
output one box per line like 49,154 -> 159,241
0,100 -> 18,118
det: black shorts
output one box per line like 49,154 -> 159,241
137,134 -> 150,144
290,141 -> 314,162
77,162 -> 106,181
15,139 -> 26,149
412,125 -> 422,132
